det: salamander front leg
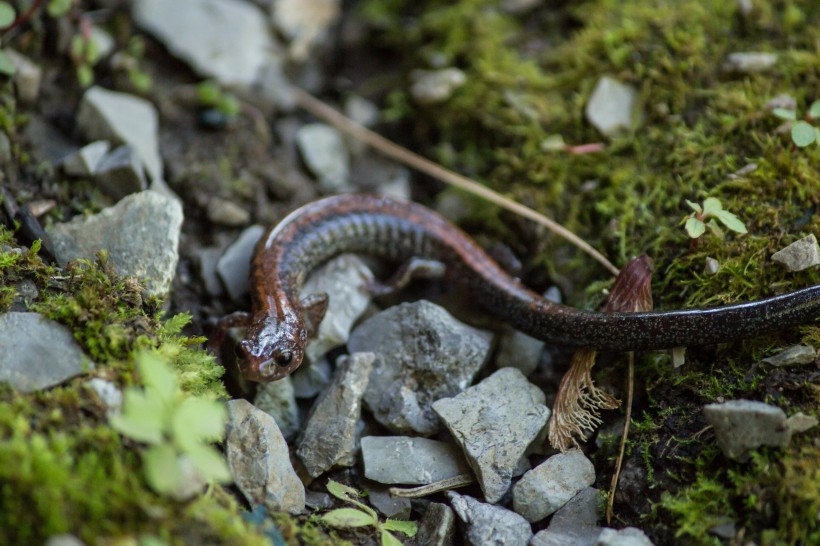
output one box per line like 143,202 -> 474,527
367,257 -> 447,297
207,311 -> 252,363
301,292 -> 329,338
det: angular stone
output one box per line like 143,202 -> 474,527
254,375 -> 300,441
77,86 -> 162,181
6,49 -> 42,105
530,487 -> 603,546
290,357 -> 332,399
433,367 -> 549,503
585,76 -> 639,137
703,399 -> 790,461
47,190 -> 183,297
361,436 -> 471,485
349,300 -> 492,435
761,344 -> 817,367
413,502 -> 456,546
410,68 -> 467,105
296,353 -> 373,477
296,123 -> 350,191
771,234 -> 820,272
365,485 -> 412,520
225,399 -> 305,514
513,450 -> 596,522
596,527 -> 655,546
216,225 -> 265,302
133,0 -> 277,86
0,312 -> 93,392
62,141 -> 111,177
271,0 -> 341,62
86,378 -> 122,415
94,145 -> 147,200
300,254 -> 374,363
447,492 -> 532,546
495,329 -> 544,375
723,52 -> 778,73
206,197 -> 251,227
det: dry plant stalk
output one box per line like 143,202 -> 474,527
548,256 -> 654,452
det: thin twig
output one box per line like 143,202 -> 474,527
388,473 -> 475,498
607,349 -> 635,524
291,87 -> 619,276
1,0 -> 44,37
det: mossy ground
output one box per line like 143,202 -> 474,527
358,0 -> 820,543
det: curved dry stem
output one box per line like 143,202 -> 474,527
291,87 -> 619,276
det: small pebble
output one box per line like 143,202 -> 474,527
585,76 -> 640,137
596,527 -> 655,546
771,234 -> 820,272
703,399 -> 791,461
447,491 -> 532,546
512,450 -> 596,522
703,257 -> 719,276
723,52 -> 778,73
761,344 -> 816,367
410,68 -> 467,105
206,197 -> 251,227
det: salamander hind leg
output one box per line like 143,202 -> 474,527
367,257 -> 446,297
301,292 -> 329,338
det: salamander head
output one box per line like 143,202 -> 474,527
238,312 -> 306,382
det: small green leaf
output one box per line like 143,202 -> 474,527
326,479 -> 378,519
701,197 -> 723,215
0,2 -> 16,28
383,519 -> 418,537
137,352 -> 178,403
705,219 -> 725,239
684,199 -> 702,213
172,397 -> 226,450
0,49 -> 15,76
217,94 -> 239,117
791,121 -> 816,147
381,529 -> 404,546
321,508 -> 377,529
85,38 -> 101,64
76,64 -> 93,88
161,312 -> 191,335
808,100 -> 820,120
713,209 -> 747,234
47,0 -> 73,18
143,444 -> 183,496
771,108 -> 797,121
109,388 -> 167,444
197,81 -> 221,107
184,444 -> 232,483
685,218 -> 706,238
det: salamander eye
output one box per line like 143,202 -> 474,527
273,350 -> 293,366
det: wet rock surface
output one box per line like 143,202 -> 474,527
361,436 -> 471,485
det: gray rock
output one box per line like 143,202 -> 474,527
94,145 -> 148,200
447,492 -> 532,546
296,123 -> 351,191
90,25 -> 115,59
290,356 -> 332,398
47,190 -> 183,297
703,399 -> 790,461
366,485 -> 412,519
196,246 -> 225,297
300,254 -> 374,364
271,0 -> 341,62
531,487 -> 603,546
413,502 -> 456,546
585,77 -> 639,137
361,436 -> 471,485
344,95 -> 380,128
762,344 -> 816,367
216,224 -> 265,302
785,412 -> 818,434
0,312 -> 94,392
225,399 -> 305,514
6,49 -> 42,105
723,52 -> 778,73
254,376 -> 300,441
348,300 -> 492,435
77,86 -> 162,181
495,329 -> 544,375
44,535 -> 87,546
410,68 -> 467,105
305,490 -> 333,510
86,378 -> 122,414
595,527 -> 655,546
62,140 -> 111,177
296,353 -> 374,477
513,450 -> 595,522
433,367 -> 550,503
771,234 -> 820,271
133,0 -> 277,86
206,197 -> 251,227
351,153 -> 411,199
703,257 -> 719,276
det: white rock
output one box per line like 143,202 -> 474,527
703,399 -> 791,461
86,378 -> 122,414
77,86 -> 162,181
61,141 -> 111,177
6,49 -> 42,104
723,52 -> 778,73
596,527 -> 655,546
585,76 -> 639,137
703,257 -> 719,276
133,0 -> 279,86
296,123 -> 351,191
771,234 -> 820,272
411,68 -> 467,105
271,0 -> 341,62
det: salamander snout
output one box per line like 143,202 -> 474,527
238,313 -> 306,382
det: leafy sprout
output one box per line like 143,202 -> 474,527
682,197 -> 747,240
772,100 -> 820,148
320,480 -> 417,546
110,352 -> 232,498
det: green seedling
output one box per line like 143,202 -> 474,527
772,100 -> 820,147
320,480 -> 417,546
110,351 -> 232,498
682,197 -> 747,240
197,80 -> 240,118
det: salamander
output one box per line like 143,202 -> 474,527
221,193 -> 820,382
